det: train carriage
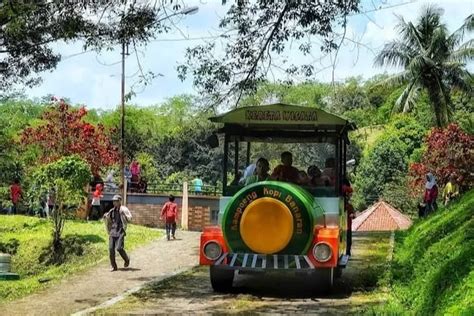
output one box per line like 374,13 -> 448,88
199,103 -> 356,292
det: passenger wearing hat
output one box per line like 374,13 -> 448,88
104,194 -> 132,271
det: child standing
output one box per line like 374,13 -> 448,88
161,195 -> 179,241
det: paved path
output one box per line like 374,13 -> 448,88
98,232 -> 391,315
1,230 -> 200,316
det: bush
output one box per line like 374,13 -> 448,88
410,123 -> 474,194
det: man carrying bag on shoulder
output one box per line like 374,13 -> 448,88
104,195 -> 132,271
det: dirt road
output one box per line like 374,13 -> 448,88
97,232 -> 391,315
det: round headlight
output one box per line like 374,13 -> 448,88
313,242 -> 332,262
203,241 -> 222,260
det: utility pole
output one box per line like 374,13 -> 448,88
118,6 -> 198,204
121,40 -> 128,203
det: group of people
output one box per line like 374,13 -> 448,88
1,178 -> 56,218
124,160 -> 147,193
238,152 -> 336,187
419,172 -> 459,218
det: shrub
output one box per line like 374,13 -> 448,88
410,123 -> 474,193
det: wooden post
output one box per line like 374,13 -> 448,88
181,181 -> 189,230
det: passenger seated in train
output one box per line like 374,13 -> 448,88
271,151 -> 300,184
298,170 -> 310,185
245,158 -> 270,185
307,165 -> 325,186
322,157 -> 336,186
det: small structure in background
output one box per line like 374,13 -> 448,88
352,201 -> 412,232
0,253 -> 20,281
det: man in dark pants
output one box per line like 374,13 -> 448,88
104,195 -> 132,272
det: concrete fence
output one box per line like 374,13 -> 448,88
91,182 -> 220,232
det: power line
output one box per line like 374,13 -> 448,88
348,0 -> 419,17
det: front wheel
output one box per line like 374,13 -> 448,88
210,265 -> 235,292
310,268 -> 334,294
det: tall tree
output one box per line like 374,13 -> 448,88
375,6 -> 473,127
178,1 -> 359,107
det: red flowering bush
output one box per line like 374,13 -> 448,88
409,124 -> 473,193
20,100 -> 119,174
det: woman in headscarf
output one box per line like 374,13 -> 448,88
423,172 -> 438,216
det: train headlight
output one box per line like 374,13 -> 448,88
313,242 -> 332,262
203,241 -> 222,260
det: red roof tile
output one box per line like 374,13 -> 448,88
352,201 -> 412,232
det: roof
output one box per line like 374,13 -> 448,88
209,103 -> 356,131
352,201 -> 412,232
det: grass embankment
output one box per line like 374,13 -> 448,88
0,215 -> 162,302
369,190 -> 474,315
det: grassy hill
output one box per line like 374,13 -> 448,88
0,216 -> 162,302
370,190 -> 474,315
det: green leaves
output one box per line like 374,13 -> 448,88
28,155 -> 91,207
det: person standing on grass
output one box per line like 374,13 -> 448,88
9,178 -> 22,215
423,172 -> 438,216
104,195 -> 131,272
161,195 -> 179,241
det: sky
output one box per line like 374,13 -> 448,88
25,0 -> 474,110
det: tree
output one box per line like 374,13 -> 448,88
0,1 -> 196,90
28,156 -> 90,264
375,6 -> 473,127
352,115 -> 427,210
353,135 -> 408,210
20,99 -> 118,174
178,1 -> 359,107
410,124 -> 474,194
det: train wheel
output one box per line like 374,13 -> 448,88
210,265 -> 235,292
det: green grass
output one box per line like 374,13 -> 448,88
0,215 -> 162,303
368,190 -> 474,315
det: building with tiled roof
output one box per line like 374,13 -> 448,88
352,201 -> 412,232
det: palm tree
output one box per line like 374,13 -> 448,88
375,6 -> 473,127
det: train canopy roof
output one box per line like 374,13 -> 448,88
210,103 -> 356,137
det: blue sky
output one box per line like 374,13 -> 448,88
26,0 -> 474,110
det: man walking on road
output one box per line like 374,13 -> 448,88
161,195 -> 178,241
104,195 -> 132,271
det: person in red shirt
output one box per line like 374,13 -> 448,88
10,179 -> 22,215
423,172 -> 438,216
271,151 -> 300,184
161,195 -> 179,241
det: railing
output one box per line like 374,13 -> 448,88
92,181 -> 221,197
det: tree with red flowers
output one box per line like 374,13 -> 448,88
410,124 -> 473,194
20,99 -> 118,175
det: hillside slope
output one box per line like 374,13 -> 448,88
374,190 -> 474,315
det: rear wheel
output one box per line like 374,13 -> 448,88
210,265 -> 235,292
